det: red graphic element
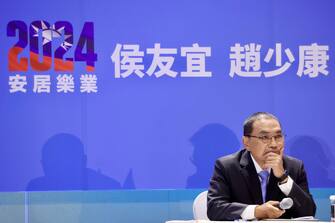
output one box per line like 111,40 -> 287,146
55,58 -> 74,71
30,51 -> 52,71
8,47 -> 28,71
86,65 -> 95,72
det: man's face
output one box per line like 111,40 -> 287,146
243,118 -> 284,168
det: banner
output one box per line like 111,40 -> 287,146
1,0 -> 334,191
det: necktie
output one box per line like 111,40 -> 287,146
258,170 -> 269,203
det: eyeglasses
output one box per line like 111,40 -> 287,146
246,134 -> 285,144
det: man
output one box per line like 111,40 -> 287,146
207,112 -> 316,220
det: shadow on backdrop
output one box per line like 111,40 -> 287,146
123,169 -> 135,189
26,133 -> 122,191
186,123 -> 240,188
286,135 -> 335,188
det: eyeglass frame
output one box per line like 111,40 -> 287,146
244,133 -> 286,144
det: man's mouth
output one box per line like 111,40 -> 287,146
263,150 -> 281,156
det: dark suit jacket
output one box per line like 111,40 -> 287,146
207,149 -> 316,221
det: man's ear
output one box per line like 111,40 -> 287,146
243,136 -> 250,151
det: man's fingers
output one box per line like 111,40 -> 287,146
264,154 -> 281,161
267,200 -> 280,206
264,162 -> 281,168
263,161 -> 280,169
263,156 -> 282,168
269,209 -> 285,219
265,155 -> 280,161
255,201 -> 285,219
267,202 -> 285,218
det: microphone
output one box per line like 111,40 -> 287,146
279,197 -> 293,210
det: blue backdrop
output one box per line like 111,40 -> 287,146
1,0 -> 335,191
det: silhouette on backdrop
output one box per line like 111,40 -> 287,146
186,123 -> 240,188
286,135 -> 335,187
26,133 -> 121,191
123,169 -> 136,189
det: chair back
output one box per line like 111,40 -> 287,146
193,191 -> 209,220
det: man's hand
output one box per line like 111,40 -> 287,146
263,152 -> 284,178
255,200 -> 285,219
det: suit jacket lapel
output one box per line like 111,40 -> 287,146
239,150 -> 263,205
266,171 -> 281,201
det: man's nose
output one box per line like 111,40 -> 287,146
268,136 -> 278,147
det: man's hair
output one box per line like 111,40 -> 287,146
243,112 -> 281,136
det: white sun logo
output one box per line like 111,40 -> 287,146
32,21 -> 73,51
